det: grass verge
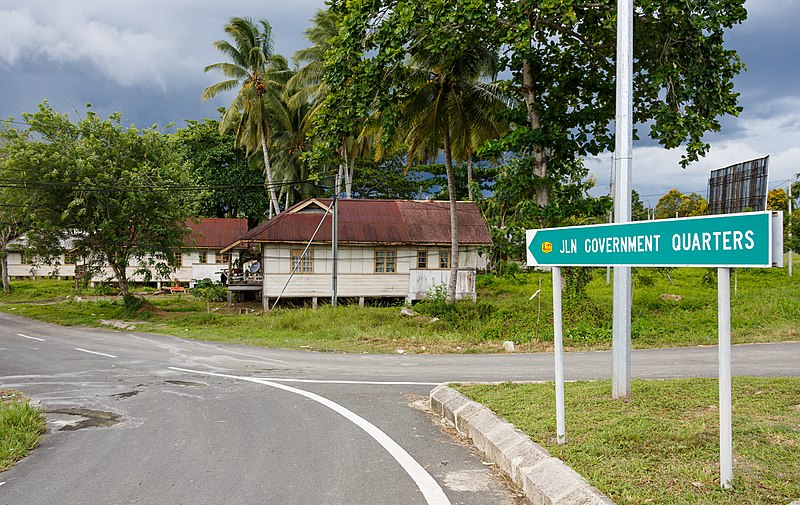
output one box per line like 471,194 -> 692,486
457,378 -> 800,504
0,389 -> 46,472
0,266 -> 797,354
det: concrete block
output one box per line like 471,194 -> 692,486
429,386 -> 615,505
555,485 -> 616,505
521,458 -> 584,503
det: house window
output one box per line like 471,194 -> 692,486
216,251 -> 230,264
375,250 -> 396,273
439,250 -> 451,269
172,253 -> 183,269
20,251 -> 29,265
198,251 -> 207,264
417,250 -> 428,269
64,253 -> 77,265
291,249 -> 313,273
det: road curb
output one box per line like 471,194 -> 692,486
430,384 -> 614,505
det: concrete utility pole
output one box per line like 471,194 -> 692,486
790,182 -> 794,277
332,192 -> 339,307
612,0 -> 634,399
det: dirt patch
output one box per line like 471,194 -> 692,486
0,388 -> 28,405
137,300 -> 167,315
45,408 -> 121,431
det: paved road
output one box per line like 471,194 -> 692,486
0,312 -> 798,504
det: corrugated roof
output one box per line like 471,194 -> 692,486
233,199 -> 492,247
185,218 -> 249,248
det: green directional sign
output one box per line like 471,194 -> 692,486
526,212 -> 781,268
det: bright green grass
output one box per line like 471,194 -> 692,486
0,390 -> 46,472
0,266 -> 798,353
457,378 -> 800,505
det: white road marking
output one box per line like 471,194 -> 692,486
233,377 -> 442,386
0,481 -> 5,487
17,333 -> 45,342
74,348 -> 117,358
169,367 -> 451,505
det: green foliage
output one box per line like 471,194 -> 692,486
317,0 -> 746,210
2,268 -> 798,353
700,267 -> 717,287
92,284 -> 116,296
655,189 -> 709,219
122,294 -> 144,315
190,278 -> 227,303
1,101 -> 191,296
202,17 -> 287,214
349,155 -> 436,199
173,117 -> 269,224
767,188 -> 789,212
0,392 -> 46,471
562,266 -> 594,300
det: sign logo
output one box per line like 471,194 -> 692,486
542,242 -> 553,254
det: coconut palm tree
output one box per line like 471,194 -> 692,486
400,45 -> 508,303
202,17 -> 286,216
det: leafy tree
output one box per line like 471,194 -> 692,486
173,117 -> 269,225
631,189 -> 650,221
349,156 -> 436,199
202,17 -> 289,216
317,0 -> 747,208
654,189 -> 708,219
767,188 -> 788,212
479,155 -> 611,265
0,102 -> 190,296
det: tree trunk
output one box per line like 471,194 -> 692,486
443,123 -> 459,304
109,262 -> 129,297
260,131 -> 281,215
467,158 -> 474,201
1,253 -> 9,294
521,59 -> 550,207
340,144 -> 353,199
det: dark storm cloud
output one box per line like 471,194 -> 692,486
0,0 -> 326,128
1,0 -> 798,199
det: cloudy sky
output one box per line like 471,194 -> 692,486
1,0 -> 798,202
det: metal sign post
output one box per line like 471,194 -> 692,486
552,267 -> 566,445
718,267 -> 733,488
613,0 -> 634,401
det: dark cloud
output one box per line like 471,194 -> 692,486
1,0 -> 798,200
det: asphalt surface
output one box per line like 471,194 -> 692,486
0,312 -> 798,504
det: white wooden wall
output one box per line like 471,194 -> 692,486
262,244 -> 481,300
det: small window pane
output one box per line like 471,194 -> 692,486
374,250 -> 396,273
439,250 -> 451,269
291,249 -> 313,273
417,251 -> 427,269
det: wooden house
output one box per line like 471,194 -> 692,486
221,198 -> 493,308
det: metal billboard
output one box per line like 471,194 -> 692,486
707,156 -> 769,214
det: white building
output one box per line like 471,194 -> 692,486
5,218 -> 249,288
221,198 -> 493,308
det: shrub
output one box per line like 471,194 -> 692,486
123,294 -> 144,315
190,278 -> 227,303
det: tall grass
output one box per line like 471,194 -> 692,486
0,267 -> 797,353
0,391 -> 46,471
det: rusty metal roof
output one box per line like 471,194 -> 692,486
185,218 -> 249,248
230,199 -> 492,248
